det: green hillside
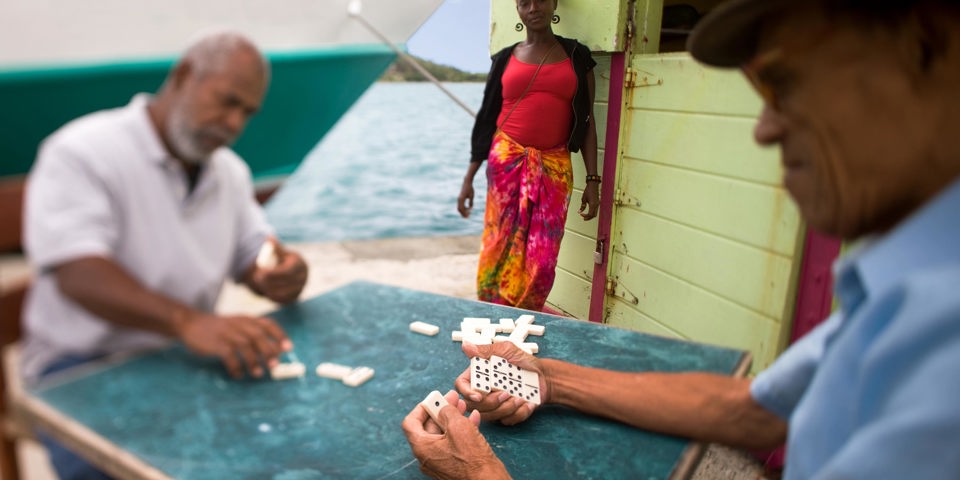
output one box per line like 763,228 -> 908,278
380,55 -> 487,82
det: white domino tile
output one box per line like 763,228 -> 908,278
315,362 -> 354,380
270,362 -> 306,380
470,356 -> 493,392
342,366 -> 375,387
462,317 -> 492,323
454,314 -> 544,355
419,390 -> 449,426
255,241 -> 278,269
508,326 -> 529,344
515,314 -> 536,327
461,318 -> 491,332
463,331 -> 492,345
470,355 -> 542,404
480,325 -> 498,339
490,355 -> 541,405
409,321 -> 440,336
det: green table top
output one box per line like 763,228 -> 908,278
30,281 -> 748,479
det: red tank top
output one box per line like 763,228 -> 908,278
496,55 -> 576,150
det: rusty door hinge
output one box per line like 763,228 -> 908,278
624,68 -> 638,88
605,277 -> 618,297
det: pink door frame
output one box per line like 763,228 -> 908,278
588,52 -> 626,323
790,230 -> 842,340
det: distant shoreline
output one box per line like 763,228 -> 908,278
380,55 -> 488,82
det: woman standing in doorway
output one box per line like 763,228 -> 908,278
458,0 -> 600,310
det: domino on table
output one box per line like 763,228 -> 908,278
462,331 -> 492,345
409,321 -> 440,336
454,315 -> 545,354
342,366 -> 375,387
515,314 -> 536,327
315,362 -> 354,380
419,390 -> 450,428
270,362 -> 306,380
507,326 -> 540,353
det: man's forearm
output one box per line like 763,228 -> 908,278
541,359 -> 787,449
54,256 -> 193,338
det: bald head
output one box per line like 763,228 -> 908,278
149,30 -> 271,165
179,30 -> 271,82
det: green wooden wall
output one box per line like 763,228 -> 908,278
606,54 -> 804,371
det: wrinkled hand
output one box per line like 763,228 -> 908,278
250,239 -> 308,304
458,181 -> 475,218
177,310 -> 292,379
579,182 -> 600,220
401,390 -> 510,480
455,342 -> 547,425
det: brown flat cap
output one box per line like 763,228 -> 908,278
687,0 -> 792,67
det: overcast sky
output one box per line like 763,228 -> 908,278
406,0 -> 493,74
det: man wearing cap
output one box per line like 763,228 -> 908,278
401,1 -> 960,478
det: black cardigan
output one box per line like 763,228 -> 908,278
469,35 -> 597,163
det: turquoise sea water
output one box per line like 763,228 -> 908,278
264,82 -> 488,242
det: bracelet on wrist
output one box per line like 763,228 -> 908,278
585,174 -> 602,183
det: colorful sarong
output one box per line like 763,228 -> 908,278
477,130 -> 573,310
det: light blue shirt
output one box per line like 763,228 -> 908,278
751,178 -> 960,479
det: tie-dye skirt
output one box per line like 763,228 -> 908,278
477,130 -> 573,311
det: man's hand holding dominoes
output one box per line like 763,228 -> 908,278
173,308 -> 292,379
245,237 -> 308,305
456,341 -> 547,426
401,390 -> 510,480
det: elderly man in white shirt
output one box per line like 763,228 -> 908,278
21,31 -> 309,479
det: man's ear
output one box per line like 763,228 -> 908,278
169,61 -> 193,90
898,7 -> 954,76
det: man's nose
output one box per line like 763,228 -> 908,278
224,107 -> 248,135
754,104 -> 785,147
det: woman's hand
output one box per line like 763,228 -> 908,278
458,161 -> 483,218
579,181 -> 600,220
458,180 -> 475,218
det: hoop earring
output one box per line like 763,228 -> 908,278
552,14 -> 560,24
515,22 -> 524,31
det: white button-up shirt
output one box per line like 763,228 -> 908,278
21,94 -> 272,382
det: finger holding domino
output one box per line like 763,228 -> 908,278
419,390 -> 465,433
256,238 -> 279,269
463,388 -> 528,423
457,364 -> 518,418
419,390 -> 449,429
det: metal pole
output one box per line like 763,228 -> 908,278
348,3 -> 478,118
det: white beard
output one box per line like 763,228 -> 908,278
165,98 -> 237,165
